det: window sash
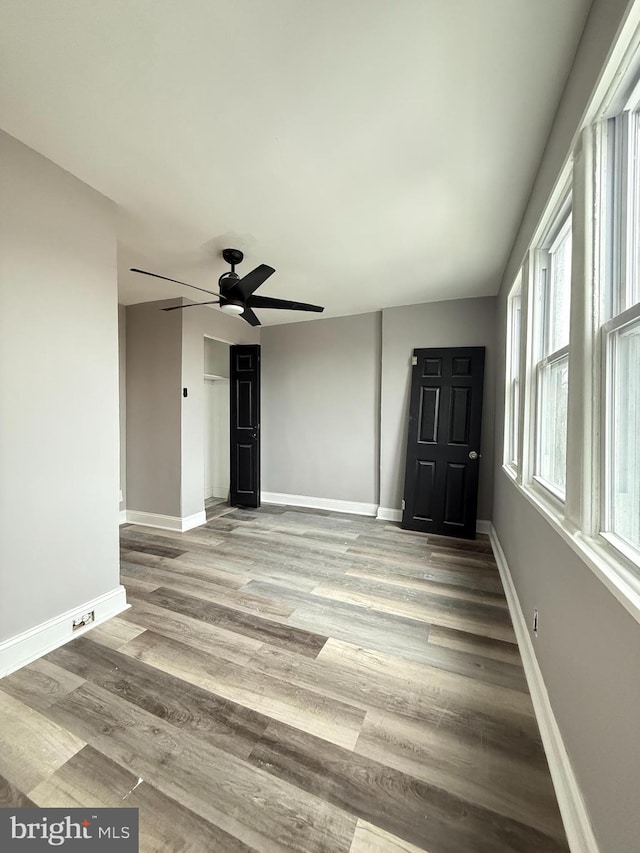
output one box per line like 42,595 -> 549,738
544,217 -> 572,357
534,346 -> 569,500
505,284 -> 522,471
509,376 -> 520,468
601,305 -> 640,560
609,110 -> 640,318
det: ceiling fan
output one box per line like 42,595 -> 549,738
130,248 -> 324,327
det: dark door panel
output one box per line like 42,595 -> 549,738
230,344 -> 260,508
402,347 -> 485,539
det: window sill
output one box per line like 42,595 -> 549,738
600,531 -> 640,572
502,472 -> 640,626
502,463 -> 519,483
530,476 -> 566,514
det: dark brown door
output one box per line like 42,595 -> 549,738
230,344 -> 260,508
401,347 -> 485,539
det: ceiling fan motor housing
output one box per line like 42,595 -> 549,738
220,248 -> 244,305
219,270 -> 240,299
222,248 -> 244,267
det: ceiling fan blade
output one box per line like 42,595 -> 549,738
249,295 -> 324,313
242,306 -> 261,327
162,300 -> 220,312
226,264 -> 275,301
130,268 -> 219,298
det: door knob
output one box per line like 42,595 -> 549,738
469,451 -> 479,459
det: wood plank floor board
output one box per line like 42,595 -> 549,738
121,562 -> 295,620
118,597 -> 264,664
228,526 -> 353,555
245,640 -> 543,766
317,639 -> 535,726
355,708 -> 564,840
119,536 -> 187,559
125,525 -> 227,548
428,624 -> 524,666
45,637 -> 271,760
0,658 -> 85,712
31,746 -> 258,853
0,773 -> 37,808
0,691 -> 85,793
119,630 -> 366,750
120,575 -> 160,596
29,743 -> 138,806
251,620 -> 528,706
344,533 -> 496,567
143,586 -> 328,658
318,571 -> 511,620
0,504 -> 569,852
44,681 -> 357,852
344,563 -> 505,597
85,616 -> 147,651
246,582 -> 461,667
310,577 -> 516,643
270,525 -> 362,544
120,548 -> 252,589
248,719 -> 568,853
349,820 -> 429,853
344,543 -> 496,573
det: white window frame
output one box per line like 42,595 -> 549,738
499,9 -> 640,625
503,272 -> 522,478
530,201 -> 572,505
600,304 -> 640,568
596,83 -> 640,569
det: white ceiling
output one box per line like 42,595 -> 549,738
1,0 -> 592,325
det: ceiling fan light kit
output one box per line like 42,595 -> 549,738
130,248 -> 324,326
219,302 -> 244,316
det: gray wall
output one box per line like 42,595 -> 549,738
125,300 -> 183,518
118,304 -> 127,511
261,313 -> 381,505
204,337 -> 230,378
380,297 -> 497,519
125,301 -> 257,521
492,1 -> 640,850
0,130 -> 121,640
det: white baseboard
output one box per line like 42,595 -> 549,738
181,510 -> 207,531
489,525 -> 599,853
376,506 -> 402,522
124,510 -> 207,532
210,486 -> 229,500
0,586 -> 129,678
119,509 -> 127,525
262,492 -> 377,517
476,519 -> 491,534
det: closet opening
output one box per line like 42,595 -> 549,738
203,336 -> 230,513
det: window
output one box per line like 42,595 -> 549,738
498,26 -> 640,616
504,274 -> 522,473
601,93 -> 640,562
533,211 -> 572,499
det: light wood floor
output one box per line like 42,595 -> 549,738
0,502 -> 569,852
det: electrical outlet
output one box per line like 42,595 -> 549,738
532,609 -> 539,637
72,611 -> 95,631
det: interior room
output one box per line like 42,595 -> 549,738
1,2 -> 640,851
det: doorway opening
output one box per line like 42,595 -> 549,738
203,336 -> 230,514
